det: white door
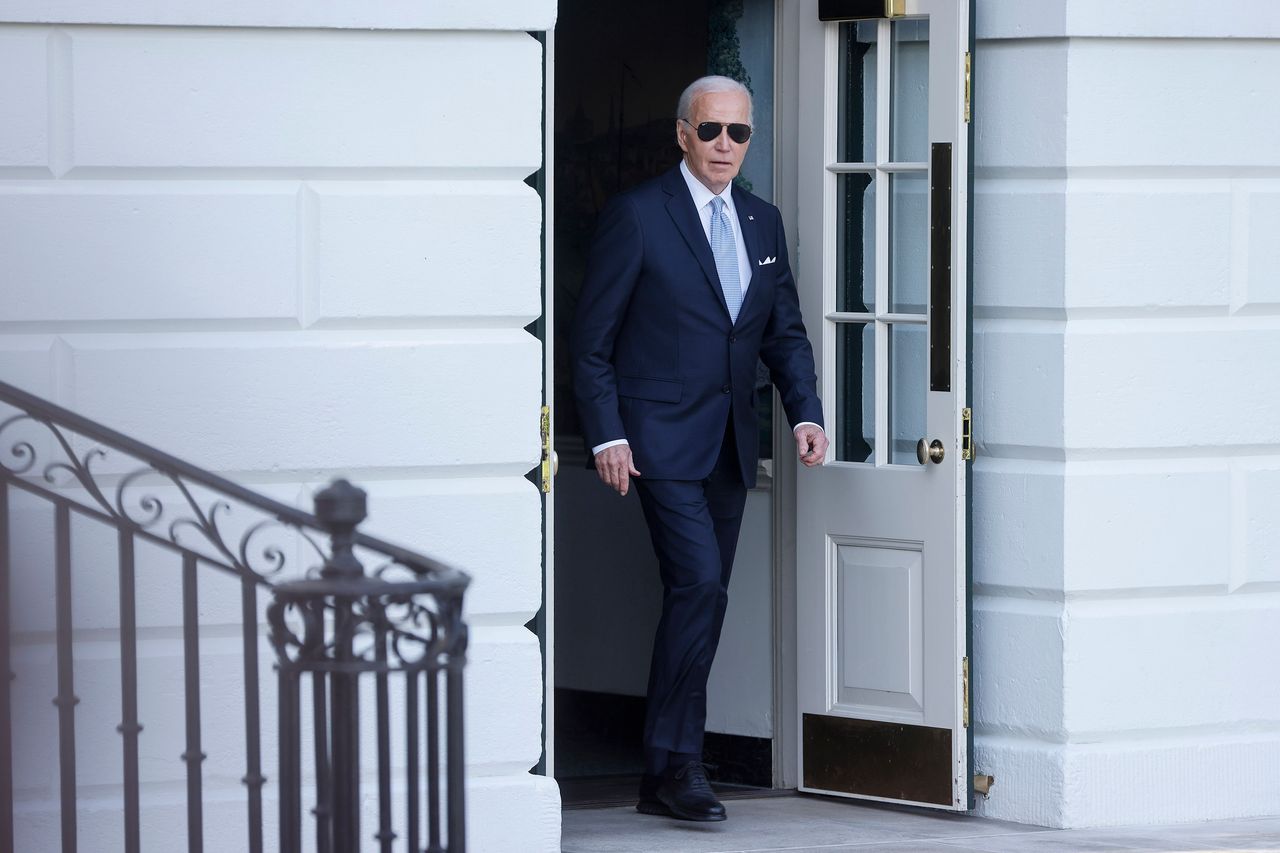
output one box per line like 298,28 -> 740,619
795,0 -> 972,809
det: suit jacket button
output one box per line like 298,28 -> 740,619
721,385 -> 731,394
729,335 -> 737,343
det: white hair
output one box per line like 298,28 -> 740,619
676,75 -> 754,126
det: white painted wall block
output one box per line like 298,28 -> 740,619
1060,735 -> 1280,828
1241,465 -> 1280,586
355,477 -> 542,619
1065,186 -> 1231,310
0,27 -> 49,168
1063,601 -> 1280,734
1063,467 -> 1231,592
971,603 -> 1065,739
973,185 -> 1066,312
974,1 -> 1064,42
973,40 -> 1068,172
1067,40 -> 1280,168
972,736 -> 1066,828
58,332 -> 541,473
1064,327 -> 1280,451
468,774 -> 562,853
69,28 -> 542,171
0,337 -> 56,398
0,184 -> 299,322
466,626 -> 544,772
974,328 -> 1065,453
312,182 -> 542,324
1245,188 -> 1280,310
971,462 -> 1064,593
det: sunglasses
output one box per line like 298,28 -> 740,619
681,118 -> 753,144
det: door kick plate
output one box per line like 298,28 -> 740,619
803,713 -> 953,805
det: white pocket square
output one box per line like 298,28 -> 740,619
758,256 -> 777,266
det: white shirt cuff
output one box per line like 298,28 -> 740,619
793,422 -> 824,433
592,438 -> 630,455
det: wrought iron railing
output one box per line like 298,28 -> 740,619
0,378 -> 469,852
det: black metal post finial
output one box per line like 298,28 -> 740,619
314,479 -> 367,579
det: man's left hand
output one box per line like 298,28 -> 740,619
794,424 -> 828,468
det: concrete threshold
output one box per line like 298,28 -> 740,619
561,792 -> 1280,853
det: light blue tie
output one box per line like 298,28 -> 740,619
709,196 -> 743,323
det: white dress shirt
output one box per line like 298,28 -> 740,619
679,159 -> 753,295
591,161 -> 822,456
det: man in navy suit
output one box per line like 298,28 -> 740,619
571,75 -> 827,822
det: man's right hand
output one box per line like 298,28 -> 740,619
595,444 -> 641,496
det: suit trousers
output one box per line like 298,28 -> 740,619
634,423 -> 748,758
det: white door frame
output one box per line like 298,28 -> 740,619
771,0 -> 805,789
542,27 -> 557,782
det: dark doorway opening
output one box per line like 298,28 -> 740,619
551,0 -> 780,809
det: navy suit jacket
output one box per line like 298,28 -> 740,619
570,165 -> 823,488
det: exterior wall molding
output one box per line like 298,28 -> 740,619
0,0 -> 557,31
978,0 -> 1280,41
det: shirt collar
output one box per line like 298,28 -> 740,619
679,159 -> 734,215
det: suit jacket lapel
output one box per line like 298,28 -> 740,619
733,186 -> 767,326
662,167 -> 731,318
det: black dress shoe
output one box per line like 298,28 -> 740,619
654,760 -> 726,822
635,773 -> 672,816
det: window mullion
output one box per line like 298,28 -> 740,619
874,18 -> 892,466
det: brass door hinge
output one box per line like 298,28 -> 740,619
963,52 -> 972,123
962,656 -> 970,728
961,407 -> 974,461
885,0 -> 906,16
539,405 -> 552,494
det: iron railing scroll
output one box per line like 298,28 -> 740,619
0,378 -> 470,853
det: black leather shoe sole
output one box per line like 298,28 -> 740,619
655,795 -> 727,822
635,797 -> 674,817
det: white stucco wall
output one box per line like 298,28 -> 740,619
972,0 -> 1280,828
0,3 -> 560,850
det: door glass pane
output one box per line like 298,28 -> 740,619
889,171 -> 928,314
890,19 -> 929,163
837,174 -> 875,313
836,322 -> 874,463
838,20 -> 877,163
888,323 -> 927,465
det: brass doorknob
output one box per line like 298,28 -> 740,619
916,438 -> 945,465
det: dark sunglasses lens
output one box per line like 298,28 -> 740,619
695,122 -> 721,142
694,122 -> 752,143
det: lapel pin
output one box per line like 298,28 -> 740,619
747,215 -> 754,220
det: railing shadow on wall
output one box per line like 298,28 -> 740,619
0,379 -> 470,853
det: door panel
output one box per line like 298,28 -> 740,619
795,0 -> 970,810
835,541 -> 923,714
